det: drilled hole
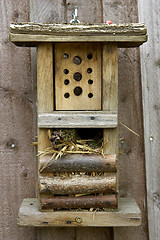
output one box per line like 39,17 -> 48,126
73,72 -> 82,81
87,53 -> 93,59
88,79 -> 93,85
64,53 -> 69,59
88,93 -> 93,98
64,79 -> 70,85
64,92 -> 70,98
74,87 -> 82,96
87,68 -> 92,74
73,56 -> 82,65
64,69 -> 69,74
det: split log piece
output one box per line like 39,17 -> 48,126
40,194 -> 118,209
39,174 -> 117,195
39,154 -> 117,173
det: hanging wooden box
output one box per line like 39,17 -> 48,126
10,22 -> 147,226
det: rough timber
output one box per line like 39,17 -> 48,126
9,23 -> 147,47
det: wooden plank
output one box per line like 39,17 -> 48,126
37,43 -> 53,200
0,1 -> 36,240
102,44 -> 118,155
30,1 -> 76,240
138,0 -> 160,239
38,111 -> 117,128
9,23 -> 147,47
18,198 -> 141,227
40,194 -> 118,210
55,43 -> 101,110
39,174 -> 117,195
39,154 -> 117,173
102,1 -> 149,240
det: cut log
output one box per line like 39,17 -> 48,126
40,194 -> 118,210
39,154 -> 117,173
39,174 -> 117,195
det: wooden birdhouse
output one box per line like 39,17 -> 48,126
9,22 -> 147,227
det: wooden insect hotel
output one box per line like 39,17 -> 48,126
9,21 -> 147,227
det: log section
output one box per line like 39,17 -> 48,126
39,154 -> 117,173
39,174 -> 116,195
40,194 -> 118,209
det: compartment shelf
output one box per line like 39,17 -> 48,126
18,198 -> 141,227
38,111 -> 117,128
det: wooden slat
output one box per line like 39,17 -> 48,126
102,44 -> 118,155
9,23 -> 147,47
39,174 -> 117,195
18,198 -> 141,227
138,0 -> 160,239
40,194 -> 118,210
38,111 -> 117,128
39,154 -> 117,173
55,43 -> 101,110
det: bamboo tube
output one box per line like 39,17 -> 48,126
39,154 -> 117,173
39,174 -> 117,195
40,194 -> 118,209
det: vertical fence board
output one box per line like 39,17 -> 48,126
0,1 -> 36,240
103,0 -> 149,239
138,0 -> 160,239
30,1 -> 76,240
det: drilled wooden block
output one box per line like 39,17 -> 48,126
55,43 -> 101,110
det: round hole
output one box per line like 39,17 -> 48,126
88,93 -> 93,98
74,87 -> 83,96
87,68 -> 92,74
64,79 -> 70,85
64,69 -> 69,74
73,56 -> 82,65
88,79 -> 93,85
87,53 -> 93,59
64,53 -> 69,59
73,72 -> 82,81
64,92 -> 70,98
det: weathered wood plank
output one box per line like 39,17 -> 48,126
0,1 -> 36,240
138,0 -> 160,239
18,198 -> 141,227
39,154 -> 117,173
39,174 -> 117,195
10,23 -> 147,35
40,194 -> 118,210
9,23 -> 147,47
38,111 -> 117,128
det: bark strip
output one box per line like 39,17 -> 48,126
39,154 -> 117,173
40,194 -> 118,209
39,174 -> 117,195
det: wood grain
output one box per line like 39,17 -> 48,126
39,154 -> 117,173
138,0 -> 160,239
38,111 -> 117,128
18,198 -> 141,227
9,23 -> 147,47
40,194 -> 118,210
0,1 -> 36,240
39,174 -> 117,195
102,44 -> 118,155
55,43 -> 101,110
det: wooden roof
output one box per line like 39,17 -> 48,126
9,23 -> 147,47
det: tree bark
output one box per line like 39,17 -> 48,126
39,154 -> 117,173
39,174 -> 117,195
40,194 -> 118,209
